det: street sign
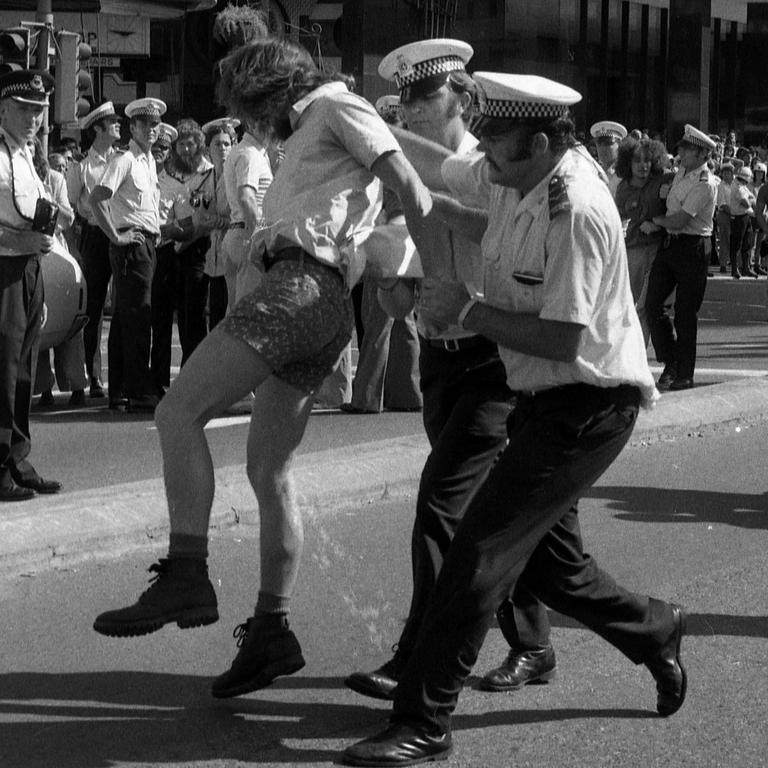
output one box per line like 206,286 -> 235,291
91,56 -> 120,68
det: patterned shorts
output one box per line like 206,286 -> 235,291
218,255 -> 353,394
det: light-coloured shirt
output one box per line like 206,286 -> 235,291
255,81 -> 401,286
223,133 -> 272,227
664,162 -> 717,236
442,147 -> 658,407
0,127 -> 49,256
415,130 -> 486,340
204,172 -> 230,277
729,180 -> 755,216
715,178 -> 732,209
157,169 -> 190,246
96,139 -> 160,234
66,144 -> 114,224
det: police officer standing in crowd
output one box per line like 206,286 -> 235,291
90,98 -> 164,413
342,73 -> 686,766
67,101 -> 123,401
0,70 -> 61,501
346,41 -> 555,702
151,122 -> 192,398
643,125 -> 717,391
590,120 -> 627,197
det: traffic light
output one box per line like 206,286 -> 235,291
0,27 -> 33,74
53,30 -> 92,126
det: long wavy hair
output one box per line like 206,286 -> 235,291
216,37 -> 347,140
615,136 -> 669,181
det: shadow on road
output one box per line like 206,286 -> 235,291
0,671 -> 373,767
548,611 -> 768,638
0,670 -> 674,767
585,485 -> 768,530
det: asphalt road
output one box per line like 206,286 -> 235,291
1,418 -> 767,768
28,274 -> 768,492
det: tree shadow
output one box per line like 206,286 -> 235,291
585,485 -> 768,530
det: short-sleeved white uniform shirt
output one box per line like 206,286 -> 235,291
442,147 -> 658,406
664,162 -> 717,235
97,139 -> 160,234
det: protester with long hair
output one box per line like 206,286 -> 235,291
93,37 -> 433,699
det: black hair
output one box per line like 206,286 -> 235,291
614,136 -> 669,180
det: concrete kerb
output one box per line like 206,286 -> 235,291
2,376 -> 767,575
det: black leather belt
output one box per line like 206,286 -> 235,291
668,233 -> 703,240
117,226 -> 158,239
423,335 -> 493,353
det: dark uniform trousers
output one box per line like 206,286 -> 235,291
151,241 -> 182,392
109,237 -> 156,399
395,336 -> 551,658
80,222 -> 122,384
644,234 -> 709,380
0,254 -> 43,485
178,237 -> 210,366
392,382 -> 676,733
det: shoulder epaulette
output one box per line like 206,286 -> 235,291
549,175 -> 570,219
699,170 -> 709,182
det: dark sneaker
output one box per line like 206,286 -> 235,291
479,646 -> 556,691
344,651 -> 407,701
211,614 -> 306,698
93,558 -> 219,637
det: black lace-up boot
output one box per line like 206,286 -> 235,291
93,558 -> 218,637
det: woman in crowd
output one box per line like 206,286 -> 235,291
200,118 -> 238,329
614,135 -> 674,343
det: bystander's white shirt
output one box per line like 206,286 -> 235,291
442,147 -> 658,406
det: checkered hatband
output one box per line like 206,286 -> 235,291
482,99 -> 568,120
394,55 -> 465,89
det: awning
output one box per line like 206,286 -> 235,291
2,1 -> 216,18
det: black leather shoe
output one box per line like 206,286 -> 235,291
89,379 -> 106,398
0,483 -> 36,502
69,389 -> 86,407
127,394 -> 159,413
341,723 -> 452,766
345,653 -> 407,700
340,403 -> 379,414
109,393 -> 128,410
657,363 -> 677,390
479,646 -> 556,691
12,473 -> 61,494
669,377 -> 694,391
645,604 -> 687,717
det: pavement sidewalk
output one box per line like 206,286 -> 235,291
3,376 -> 768,575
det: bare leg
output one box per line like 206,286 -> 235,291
246,376 -> 313,597
154,327 -> 273,537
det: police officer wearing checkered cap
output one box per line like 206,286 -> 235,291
343,73 -> 687,766
590,120 -> 627,197
90,97 -> 165,412
0,70 -> 61,500
67,100 -> 123,400
643,124 -> 718,391
346,39 -> 557,707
